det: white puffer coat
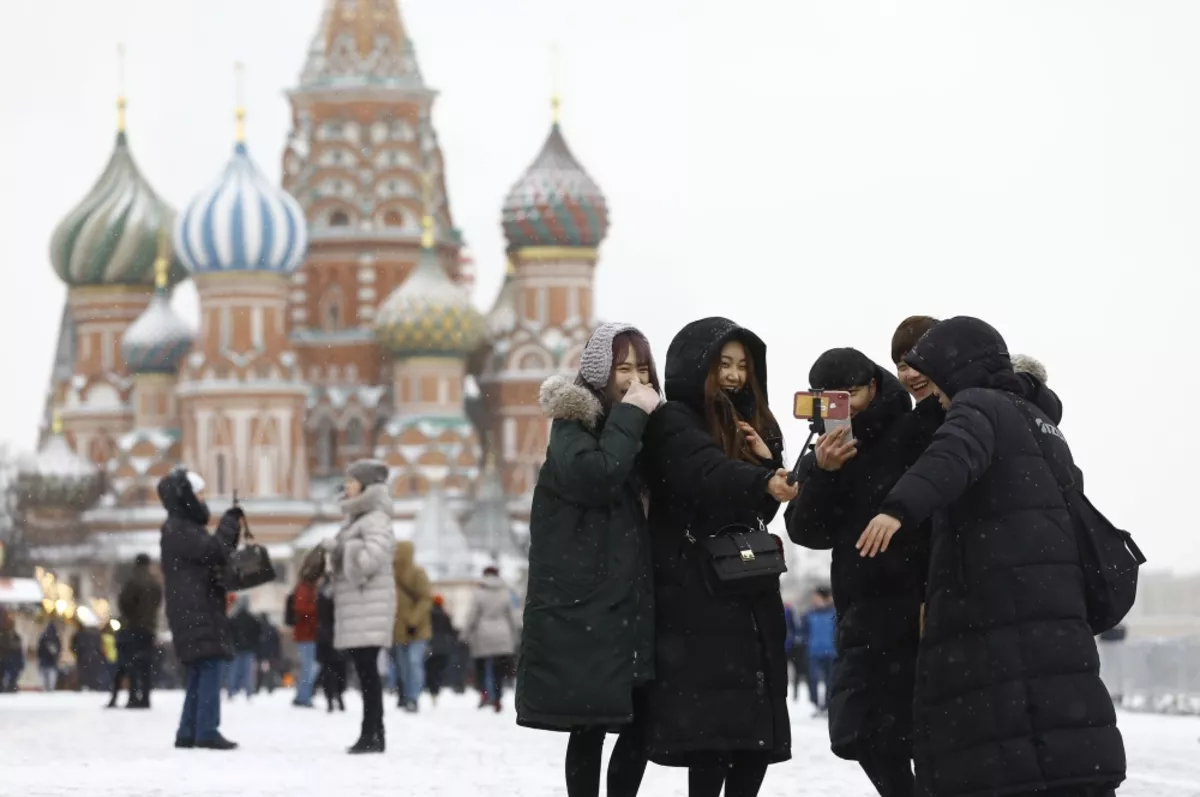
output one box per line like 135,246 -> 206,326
330,484 -> 397,651
464,574 -> 520,659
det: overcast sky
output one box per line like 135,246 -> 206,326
1,1 -> 1196,571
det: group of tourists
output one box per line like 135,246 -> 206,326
517,315 -> 1127,797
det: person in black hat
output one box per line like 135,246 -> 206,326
785,347 -> 934,797
109,553 -> 163,709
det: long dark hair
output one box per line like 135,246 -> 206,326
703,352 -> 780,463
575,330 -> 662,410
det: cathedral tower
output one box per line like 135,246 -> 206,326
173,72 -> 310,501
478,97 -> 610,502
282,0 -> 467,477
47,76 -> 186,468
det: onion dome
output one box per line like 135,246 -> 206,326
375,215 -> 485,358
121,230 -> 195,374
17,412 -> 103,512
49,99 -> 187,288
175,92 -> 308,276
501,101 -> 609,251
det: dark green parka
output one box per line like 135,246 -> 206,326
516,374 -> 656,732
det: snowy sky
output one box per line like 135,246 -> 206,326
0,1 -> 1196,571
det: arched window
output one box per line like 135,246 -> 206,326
383,209 -> 405,228
346,418 -> 364,448
216,453 -> 227,496
319,285 -> 344,332
329,210 -> 350,227
316,419 -> 337,473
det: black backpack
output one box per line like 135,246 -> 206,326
1008,396 -> 1146,634
284,592 -> 297,627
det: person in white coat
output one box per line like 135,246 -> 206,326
464,565 -> 520,712
324,459 -> 396,754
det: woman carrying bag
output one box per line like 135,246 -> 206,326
323,459 -> 396,754
517,323 -> 662,797
642,317 -> 798,797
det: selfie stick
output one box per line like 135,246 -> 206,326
787,395 -> 825,486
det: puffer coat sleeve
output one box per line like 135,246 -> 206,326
333,507 -> 397,651
546,403 -> 648,506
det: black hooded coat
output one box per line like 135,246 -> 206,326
880,317 -> 1124,797
785,366 -> 938,761
641,317 -> 791,766
158,470 -> 242,666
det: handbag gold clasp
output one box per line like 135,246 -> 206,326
740,549 -> 755,562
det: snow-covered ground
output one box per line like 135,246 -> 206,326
2,690 -> 1199,796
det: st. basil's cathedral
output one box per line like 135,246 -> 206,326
17,0 -> 609,613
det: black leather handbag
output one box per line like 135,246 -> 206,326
225,517 -> 276,592
688,517 -> 787,597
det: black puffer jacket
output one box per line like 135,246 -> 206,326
880,317 -> 1124,797
785,367 -> 937,761
158,470 -> 241,665
518,374 -> 655,732
641,317 -> 791,767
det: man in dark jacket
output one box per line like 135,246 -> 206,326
226,600 -> 261,699
858,317 -> 1123,797
111,553 -> 163,709
159,467 -> 242,751
786,348 -> 937,796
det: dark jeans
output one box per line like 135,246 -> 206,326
474,656 -> 511,701
808,654 -> 835,709
860,750 -> 915,797
112,631 -> 154,706
688,754 -> 770,797
348,647 -> 383,738
565,691 -> 648,797
177,658 -> 224,743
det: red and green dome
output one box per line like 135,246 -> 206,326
501,123 -> 608,251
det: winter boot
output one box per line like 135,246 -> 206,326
348,731 -> 385,755
337,696 -> 346,712
478,692 -> 490,709
196,734 -> 239,751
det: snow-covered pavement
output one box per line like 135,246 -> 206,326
2,690 -> 1199,796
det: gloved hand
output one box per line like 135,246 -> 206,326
621,380 -> 661,415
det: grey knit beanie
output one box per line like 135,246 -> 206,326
579,322 -> 639,389
346,459 -> 389,489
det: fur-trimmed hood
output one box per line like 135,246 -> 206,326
539,374 -> 604,428
1012,354 -> 1047,382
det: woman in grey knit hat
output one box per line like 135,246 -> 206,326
517,322 -> 661,797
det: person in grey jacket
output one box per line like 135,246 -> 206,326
464,566 -> 520,712
324,459 -> 397,754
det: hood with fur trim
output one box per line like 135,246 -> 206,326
539,374 -> 604,428
1012,354 -> 1047,383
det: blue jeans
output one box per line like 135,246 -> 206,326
808,654 -> 835,709
394,641 -> 428,703
178,658 -> 223,743
295,642 -> 317,705
226,652 -> 255,698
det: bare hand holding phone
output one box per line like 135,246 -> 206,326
816,426 -> 857,472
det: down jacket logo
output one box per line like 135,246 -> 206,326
1034,416 -> 1067,442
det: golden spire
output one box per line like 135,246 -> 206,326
550,43 -> 562,125
116,43 -> 127,133
234,61 -> 247,143
50,408 -> 63,436
153,226 -> 170,290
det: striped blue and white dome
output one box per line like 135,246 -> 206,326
175,142 -> 308,275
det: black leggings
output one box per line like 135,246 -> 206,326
688,754 -> 769,797
348,647 -> 383,737
565,719 -> 648,797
